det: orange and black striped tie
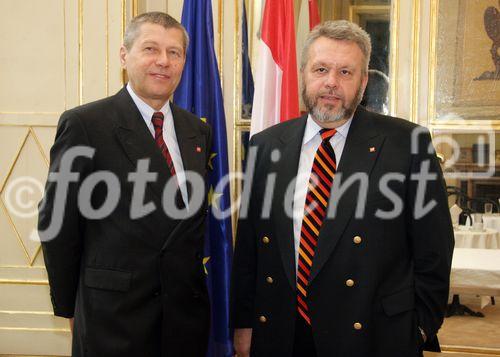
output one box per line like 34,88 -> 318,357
297,128 -> 337,325
151,112 -> 177,178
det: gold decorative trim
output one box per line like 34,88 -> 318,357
430,121 -> 500,131
0,279 -> 48,285
29,127 -> 50,167
389,0 -> 400,116
0,311 -> 52,315
232,0 -> 242,242
0,128 -> 29,194
441,345 -> 500,355
132,0 -> 138,17
247,0 -> 254,61
0,112 -> 59,115
78,0 -> 83,105
0,200 -> 31,266
63,0 -> 67,110
106,0 -> 109,97
0,265 -> 46,269
121,0 -> 126,40
427,0 -> 439,123
0,123 -> 58,128
0,327 -> 69,332
0,354 -> 64,357
348,5 -> 391,23
218,0 -> 224,84
30,246 -> 43,267
410,0 -> 420,123
0,128 -> 45,266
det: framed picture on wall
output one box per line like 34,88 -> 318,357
430,0 -> 500,124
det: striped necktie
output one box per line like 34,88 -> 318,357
151,112 -> 177,178
296,128 -> 337,325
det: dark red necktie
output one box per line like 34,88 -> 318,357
296,128 -> 337,325
151,112 -> 176,178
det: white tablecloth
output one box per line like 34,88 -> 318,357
453,228 -> 500,249
451,248 -> 500,296
483,214 -> 500,232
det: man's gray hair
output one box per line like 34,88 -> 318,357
123,12 -> 189,53
300,20 -> 372,74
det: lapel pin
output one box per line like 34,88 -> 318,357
196,146 -> 202,153
369,147 -> 376,153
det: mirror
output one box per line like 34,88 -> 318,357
318,0 -> 392,114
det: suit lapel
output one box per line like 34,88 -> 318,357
272,116 -> 307,289
111,88 -> 174,206
309,107 -> 386,282
170,103 -> 208,199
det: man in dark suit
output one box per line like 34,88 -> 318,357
232,20 -> 453,357
38,12 -> 211,357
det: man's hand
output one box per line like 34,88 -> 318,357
234,328 -> 252,357
69,318 -> 74,333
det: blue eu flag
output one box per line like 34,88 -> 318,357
174,1 -> 233,356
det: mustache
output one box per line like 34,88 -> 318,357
316,90 -> 344,100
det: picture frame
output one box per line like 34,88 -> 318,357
430,0 -> 500,124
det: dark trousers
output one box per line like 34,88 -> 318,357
292,315 -> 317,357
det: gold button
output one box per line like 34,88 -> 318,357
346,279 -> 355,287
262,236 -> 270,244
353,236 -> 362,244
354,322 -> 362,330
266,276 -> 274,284
259,315 -> 267,323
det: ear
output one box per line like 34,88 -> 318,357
119,45 -> 127,68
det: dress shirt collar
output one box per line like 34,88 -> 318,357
126,83 -> 172,121
302,113 -> 353,146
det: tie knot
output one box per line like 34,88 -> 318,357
151,112 -> 164,129
320,128 -> 336,141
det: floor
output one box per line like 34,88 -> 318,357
436,296 -> 500,355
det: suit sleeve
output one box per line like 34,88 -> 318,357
231,137 -> 259,328
407,129 -> 454,340
38,111 -> 93,318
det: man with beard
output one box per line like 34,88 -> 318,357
232,20 -> 453,357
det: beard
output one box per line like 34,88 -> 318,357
302,82 -> 364,124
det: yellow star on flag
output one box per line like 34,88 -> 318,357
208,152 -> 217,170
208,186 -> 223,210
203,256 -> 210,275
200,117 -> 207,123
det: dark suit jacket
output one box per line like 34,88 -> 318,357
39,87 -> 212,357
232,107 -> 454,357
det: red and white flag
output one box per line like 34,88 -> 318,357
250,0 -> 300,137
307,0 -> 320,30
296,0 -> 321,112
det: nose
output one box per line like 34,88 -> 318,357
325,71 -> 338,89
156,51 -> 170,67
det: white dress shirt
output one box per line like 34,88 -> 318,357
126,83 -> 188,206
292,115 -> 352,268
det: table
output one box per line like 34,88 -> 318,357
451,248 -> 500,295
448,248 -> 500,317
482,213 -> 500,232
453,228 -> 500,249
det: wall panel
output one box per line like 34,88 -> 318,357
0,0 -> 133,355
